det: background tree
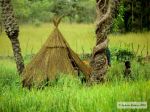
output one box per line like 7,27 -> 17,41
0,0 -> 24,75
122,0 -> 150,32
10,0 -> 95,24
111,1 -> 125,33
0,6 -> 2,34
1,0 -> 148,32
51,0 -> 95,23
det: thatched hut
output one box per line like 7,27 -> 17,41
22,17 -> 91,87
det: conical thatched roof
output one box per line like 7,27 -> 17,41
22,17 -> 91,87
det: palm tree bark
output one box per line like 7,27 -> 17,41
10,38 -> 24,74
90,0 -> 119,82
0,0 -> 24,75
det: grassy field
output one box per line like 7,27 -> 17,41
0,23 -> 150,56
0,59 -> 150,112
0,23 -> 150,112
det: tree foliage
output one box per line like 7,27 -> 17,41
12,0 -> 95,23
5,0 -> 150,32
112,1 -> 125,33
122,0 -> 150,32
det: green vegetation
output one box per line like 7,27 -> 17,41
0,0 -> 149,111
122,0 -> 150,32
0,59 -> 150,112
11,0 -> 95,24
1,0 -> 149,33
0,24 -> 149,56
0,23 -> 150,112
8,0 -> 150,32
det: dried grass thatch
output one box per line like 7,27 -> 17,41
22,17 -> 91,87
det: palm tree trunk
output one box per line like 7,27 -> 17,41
0,0 -> 24,75
10,38 -> 24,74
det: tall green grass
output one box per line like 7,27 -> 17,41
0,23 -> 149,112
0,59 -> 150,112
0,23 -> 149,56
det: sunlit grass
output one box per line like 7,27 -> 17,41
109,32 -> 150,56
0,60 -> 150,112
0,23 -> 95,56
0,22 -> 150,111
0,23 -> 149,56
